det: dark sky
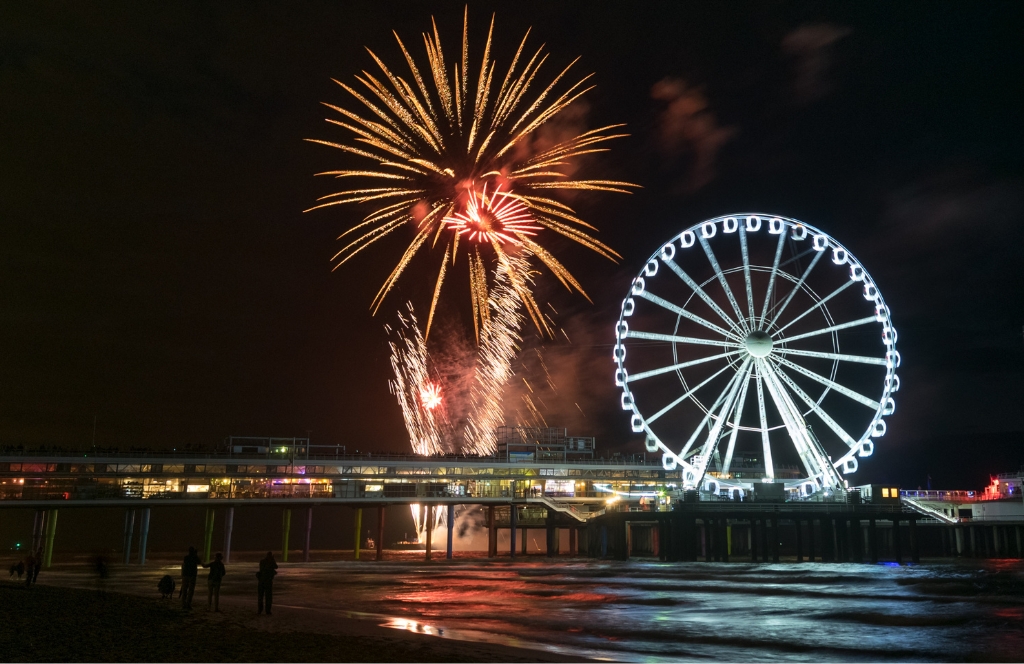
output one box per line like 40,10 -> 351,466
2,1 -> 1022,488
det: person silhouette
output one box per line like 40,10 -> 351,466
256,551 -> 278,615
180,546 -> 201,610
203,552 -> 226,611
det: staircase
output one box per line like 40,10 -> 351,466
902,496 -> 958,524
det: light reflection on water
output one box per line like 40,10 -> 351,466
273,556 -> 1024,662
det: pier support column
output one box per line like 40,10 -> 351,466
509,505 -> 517,559
771,515 -> 780,563
569,527 -> 578,557
43,510 -> 58,567
32,510 -> 44,553
487,506 -> 496,558
869,518 -> 878,563
122,509 -> 135,565
808,517 -> 816,563
1016,526 -> 1022,559
955,526 -> 964,557
281,508 -> 291,562
522,528 -> 528,555
795,518 -> 803,562
138,508 -> 151,565
761,518 -> 770,563
304,506 -> 314,563
446,504 -> 455,560
600,525 -> 608,558
425,507 -> 433,561
223,507 -> 234,563
909,518 -> 920,563
892,517 -> 903,564
852,519 -> 864,563
969,526 -> 976,557
993,526 -> 1001,557
376,506 -> 385,562
750,520 -> 758,562
354,508 -> 362,560
204,508 -> 215,562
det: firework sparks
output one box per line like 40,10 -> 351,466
419,382 -> 443,410
441,184 -> 539,244
308,9 -> 636,337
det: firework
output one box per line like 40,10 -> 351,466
419,382 -> 443,410
387,306 -> 454,456
307,9 -> 635,338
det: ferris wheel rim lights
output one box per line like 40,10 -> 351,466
613,213 -> 898,495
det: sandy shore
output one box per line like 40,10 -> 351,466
0,581 -> 588,662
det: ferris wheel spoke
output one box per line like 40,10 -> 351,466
771,363 -> 859,448
661,259 -> 745,337
624,330 -> 741,349
758,231 -> 788,329
699,235 -> 749,334
774,279 -> 856,335
720,362 -> 752,475
767,249 -> 825,329
646,363 -> 733,424
693,358 -> 752,483
781,315 -> 877,344
754,363 -> 774,480
759,361 -> 831,484
677,366 -> 748,459
773,347 -> 887,366
779,246 -> 816,269
638,291 -> 741,341
775,356 -> 880,409
739,225 -> 755,325
626,350 -> 741,383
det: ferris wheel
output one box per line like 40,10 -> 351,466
613,214 -> 899,498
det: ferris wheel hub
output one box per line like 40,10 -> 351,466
743,330 -> 774,358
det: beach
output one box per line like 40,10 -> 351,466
0,578 -> 580,663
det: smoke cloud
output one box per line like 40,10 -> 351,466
650,77 -> 736,192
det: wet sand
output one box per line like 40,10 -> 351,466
0,581 -> 585,663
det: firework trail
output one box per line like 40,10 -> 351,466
307,9 -> 635,337
387,305 -> 456,456
463,249 -> 528,454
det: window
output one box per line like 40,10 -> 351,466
881,488 -> 890,498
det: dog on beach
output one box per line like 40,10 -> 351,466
157,574 -> 176,599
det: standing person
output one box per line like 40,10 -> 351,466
180,546 -> 201,610
32,549 -> 43,583
256,551 -> 277,615
23,552 -> 36,587
202,552 -> 226,612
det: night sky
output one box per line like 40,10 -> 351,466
2,1 -> 1022,490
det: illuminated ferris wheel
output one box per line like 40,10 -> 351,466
613,214 -> 899,497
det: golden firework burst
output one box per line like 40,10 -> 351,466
307,8 -> 636,338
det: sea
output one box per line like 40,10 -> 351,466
41,554 -> 1024,661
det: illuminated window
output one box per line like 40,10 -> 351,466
881,488 -> 890,498
891,488 -> 899,496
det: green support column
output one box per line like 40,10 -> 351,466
354,508 -> 363,560
204,508 -> 215,562
281,508 -> 292,562
43,510 -> 58,567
